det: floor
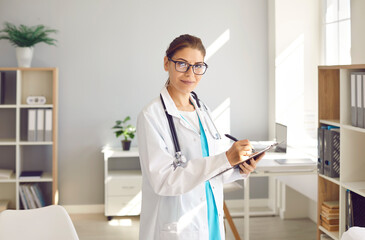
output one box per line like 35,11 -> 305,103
70,214 -> 317,240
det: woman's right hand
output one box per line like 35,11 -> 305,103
225,139 -> 254,167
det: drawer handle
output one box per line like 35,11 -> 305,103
121,186 -> 134,189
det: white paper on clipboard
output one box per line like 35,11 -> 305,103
215,142 -> 279,177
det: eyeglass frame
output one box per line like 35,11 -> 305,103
168,57 -> 208,75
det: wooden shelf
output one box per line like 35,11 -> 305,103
317,65 -> 365,239
318,226 -> 339,240
0,105 -> 16,109
320,119 -> 341,127
19,104 -> 53,108
319,174 -> 340,185
342,124 -> 365,134
18,172 -> 53,183
19,141 -> 53,146
0,68 -> 58,209
341,181 -> 365,198
0,173 -> 16,183
0,139 -> 16,145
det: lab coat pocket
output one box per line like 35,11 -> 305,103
160,222 -> 199,240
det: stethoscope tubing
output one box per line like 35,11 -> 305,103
160,91 -> 221,168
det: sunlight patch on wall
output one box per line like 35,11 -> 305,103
205,29 -> 230,61
211,98 -> 231,151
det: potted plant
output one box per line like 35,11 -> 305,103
112,116 -> 136,151
0,22 -> 57,67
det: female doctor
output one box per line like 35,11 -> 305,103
137,34 -> 265,240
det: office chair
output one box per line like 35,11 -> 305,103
341,227 -> 365,240
0,205 -> 79,240
224,181 -> 243,240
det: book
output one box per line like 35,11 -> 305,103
322,205 -> 339,214
321,210 -> 339,218
323,201 -> 339,209
23,184 -> 37,209
32,184 -> 45,207
30,184 -> 42,208
19,185 -> 29,209
321,214 -> 339,225
0,200 -> 9,212
0,168 -> 13,179
321,220 -> 339,231
19,171 -> 43,179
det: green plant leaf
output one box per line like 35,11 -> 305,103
0,22 -> 57,47
122,116 -> 131,123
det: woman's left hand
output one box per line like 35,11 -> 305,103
238,152 -> 265,175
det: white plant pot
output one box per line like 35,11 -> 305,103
15,47 -> 34,68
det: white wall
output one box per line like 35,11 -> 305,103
351,0 -> 365,64
268,0 -> 320,220
0,0 -> 269,205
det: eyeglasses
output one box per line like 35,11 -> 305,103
168,57 -> 208,75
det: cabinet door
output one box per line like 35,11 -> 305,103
107,195 -> 141,216
107,177 -> 142,196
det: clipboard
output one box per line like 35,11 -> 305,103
216,142 -> 279,176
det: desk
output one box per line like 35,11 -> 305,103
241,149 -> 317,240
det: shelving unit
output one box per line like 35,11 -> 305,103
0,68 -> 58,210
317,64 -> 365,240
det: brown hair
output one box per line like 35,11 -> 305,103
165,34 -> 206,86
166,34 -> 206,59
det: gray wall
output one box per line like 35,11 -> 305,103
0,0 -> 268,205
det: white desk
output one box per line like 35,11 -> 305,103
241,149 -> 317,240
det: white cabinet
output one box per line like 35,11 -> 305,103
102,147 -> 141,220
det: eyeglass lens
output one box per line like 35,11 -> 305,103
175,61 -> 207,75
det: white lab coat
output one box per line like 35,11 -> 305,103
137,87 -> 247,240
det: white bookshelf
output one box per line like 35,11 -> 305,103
317,65 -> 365,239
0,68 -> 58,210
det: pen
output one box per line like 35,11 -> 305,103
224,134 -> 256,164
224,134 -> 239,142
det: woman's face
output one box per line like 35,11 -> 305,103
164,47 -> 204,95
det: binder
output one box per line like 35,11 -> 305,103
351,73 -> 357,127
363,74 -> 365,129
318,126 -> 326,174
0,72 -> 4,104
324,127 -> 340,178
19,185 -> 29,209
357,74 -> 364,128
28,109 -> 37,141
36,109 -> 44,141
44,109 -> 53,141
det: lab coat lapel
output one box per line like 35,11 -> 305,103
190,95 -> 216,156
160,87 -> 197,132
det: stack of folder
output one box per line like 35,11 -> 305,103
321,201 -> 339,231
27,109 -> 53,141
351,72 -> 365,128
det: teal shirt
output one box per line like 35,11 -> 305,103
199,117 -> 221,240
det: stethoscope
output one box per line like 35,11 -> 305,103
160,91 -> 222,169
